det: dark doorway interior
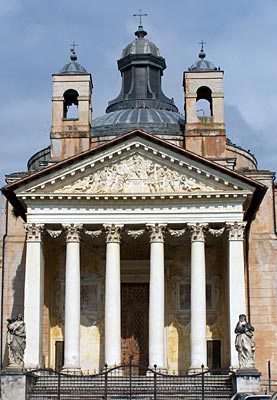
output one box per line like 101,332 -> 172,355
121,283 -> 149,374
55,340 -> 64,371
207,340 -> 221,371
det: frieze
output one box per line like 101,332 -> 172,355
54,154 -> 215,195
127,229 -> 145,239
46,229 -> 62,238
84,228 -> 103,238
168,228 -> 187,237
208,226 -> 225,237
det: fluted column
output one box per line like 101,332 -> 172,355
104,224 -> 123,367
227,222 -> 247,370
24,223 -> 45,369
188,223 -> 208,371
147,223 -> 167,369
63,224 -> 82,371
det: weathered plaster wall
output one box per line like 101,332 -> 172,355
247,171 -> 277,377
1,198 -> 26,368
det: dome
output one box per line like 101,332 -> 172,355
59,50 -> 88,74
121,27 -> 160,58
189,46 -> 218,72
92,109 -> 185,137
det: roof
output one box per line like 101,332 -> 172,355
92,109 -> 185,137
2,129 -> 267,222
121,26 -> 160,58
189,47 -> 218,72
59,50 -> 88,75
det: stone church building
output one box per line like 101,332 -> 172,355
1,22 -> 276,379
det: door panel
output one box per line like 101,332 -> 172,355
121,283 -> 149,374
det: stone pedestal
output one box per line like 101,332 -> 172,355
233,369 -> 261,393
0,370 -> 36,400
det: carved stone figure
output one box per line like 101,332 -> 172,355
235,314 -> 255,369
7,314 -> 26,367
55,154 -> 214,195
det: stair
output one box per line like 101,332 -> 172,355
28,370 -> 234,400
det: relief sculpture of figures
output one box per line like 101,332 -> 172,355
56,154 -> 214,194
235,314 -> 256,369
7,314 -> 26,368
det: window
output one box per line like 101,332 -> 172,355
196,86 -> 212,117
63,89 -> 79,119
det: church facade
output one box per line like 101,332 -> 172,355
1,23 -> 276,378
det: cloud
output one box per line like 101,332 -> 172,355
0,0 -> 20,15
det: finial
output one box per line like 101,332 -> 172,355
133,9 -> 148,38
198,40 -> 206,59
70,41 -> 78,62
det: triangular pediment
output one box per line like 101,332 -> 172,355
53,153 -> 216,195
14,134 -> 256,200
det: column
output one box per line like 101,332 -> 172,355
147,223 -> 167,369
227,222 -> 246,370
63,224 -> 82,371
104,224 -> 123,367
24,223 -> 45,369
188,223 -> 207,371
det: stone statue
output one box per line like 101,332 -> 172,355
7,314 -> 26,367
235,314 -> 255,369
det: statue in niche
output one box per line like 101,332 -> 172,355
235,314 -> 255,369
7,314 -> 26,367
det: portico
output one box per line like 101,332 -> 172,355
6,131 -> 260,374
22,217 -> 246,373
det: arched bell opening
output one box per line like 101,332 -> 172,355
196,86 -> 213,117
63,89 -> 79,119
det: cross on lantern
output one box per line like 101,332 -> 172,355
133,9 -> 148,26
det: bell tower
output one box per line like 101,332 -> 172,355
50,45 -> 93,161
183,43 -> 226,162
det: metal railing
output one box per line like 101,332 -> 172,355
26,358 -> 234,399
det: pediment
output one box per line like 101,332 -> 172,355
54,153 -> 216,195
16,136 -> 255,200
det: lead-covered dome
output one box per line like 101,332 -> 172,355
121,26 -> 160,57
189,46 -> 218,72
92,24 -> 183,138
59,49 -> 88,74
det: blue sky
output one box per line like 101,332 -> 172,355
0,0 -> 276,188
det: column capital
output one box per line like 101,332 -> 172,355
24,223 -> 44,242
147,223 -> 167,243
226,222 -> 246,240
63,224 -> 83,242
188,223 -> 208,242
104,224 -> 124,243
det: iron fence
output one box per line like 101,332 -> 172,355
26,358 -> 234,399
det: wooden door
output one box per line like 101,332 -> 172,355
207,340 -> 221,371
121,283 -> 149,374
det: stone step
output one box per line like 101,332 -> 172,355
29,373 -> 234,399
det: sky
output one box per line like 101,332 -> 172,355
0,0 -> 276,188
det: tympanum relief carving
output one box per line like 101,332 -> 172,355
55,155 -> 215,194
